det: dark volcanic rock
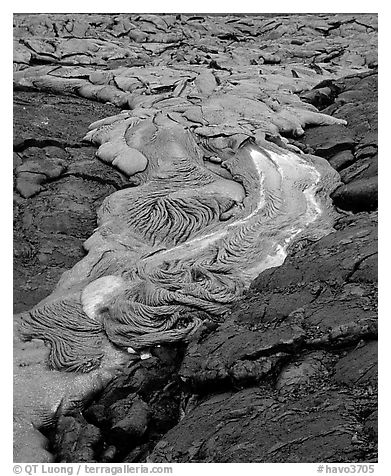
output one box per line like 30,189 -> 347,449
16,156 -> 66,198
300,86 -> 335,110
150,389 -> 371,463
298,70 -> 378,213
275,350 -> 332,392
180,318 -> 303,390
331,177 -> 378,212
332,341 -> 377,387
84,347 -> 183,460
13,173 -> 119,312
339,155 -> 378,184
54,414 -> 102,463
13,92 -> 126,313
328,150 -> 355,171
302,125 -> 356,159
180,212 -> 377,392
108,395 -> 151,447
166,214 -> 377,462
167,212 -> 377,462
364,410 -> 378,444
13,91 -> 119,150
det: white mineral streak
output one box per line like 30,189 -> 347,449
140,350 -> 152,360
81,275 -> 125,320
139,144 -> 325,284
243,147 -> 323,279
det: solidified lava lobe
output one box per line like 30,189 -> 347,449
18,113 -> 340,372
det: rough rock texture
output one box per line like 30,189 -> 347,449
150,389 -> 374,463
150,212 -> 377,462
178,211 -> 377,388
13,13 -> 377,463
13,92 -> 128,312
83,346 -> 184,462
299,70 -> 378,212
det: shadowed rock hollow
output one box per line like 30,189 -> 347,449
13,13 -> 377,463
